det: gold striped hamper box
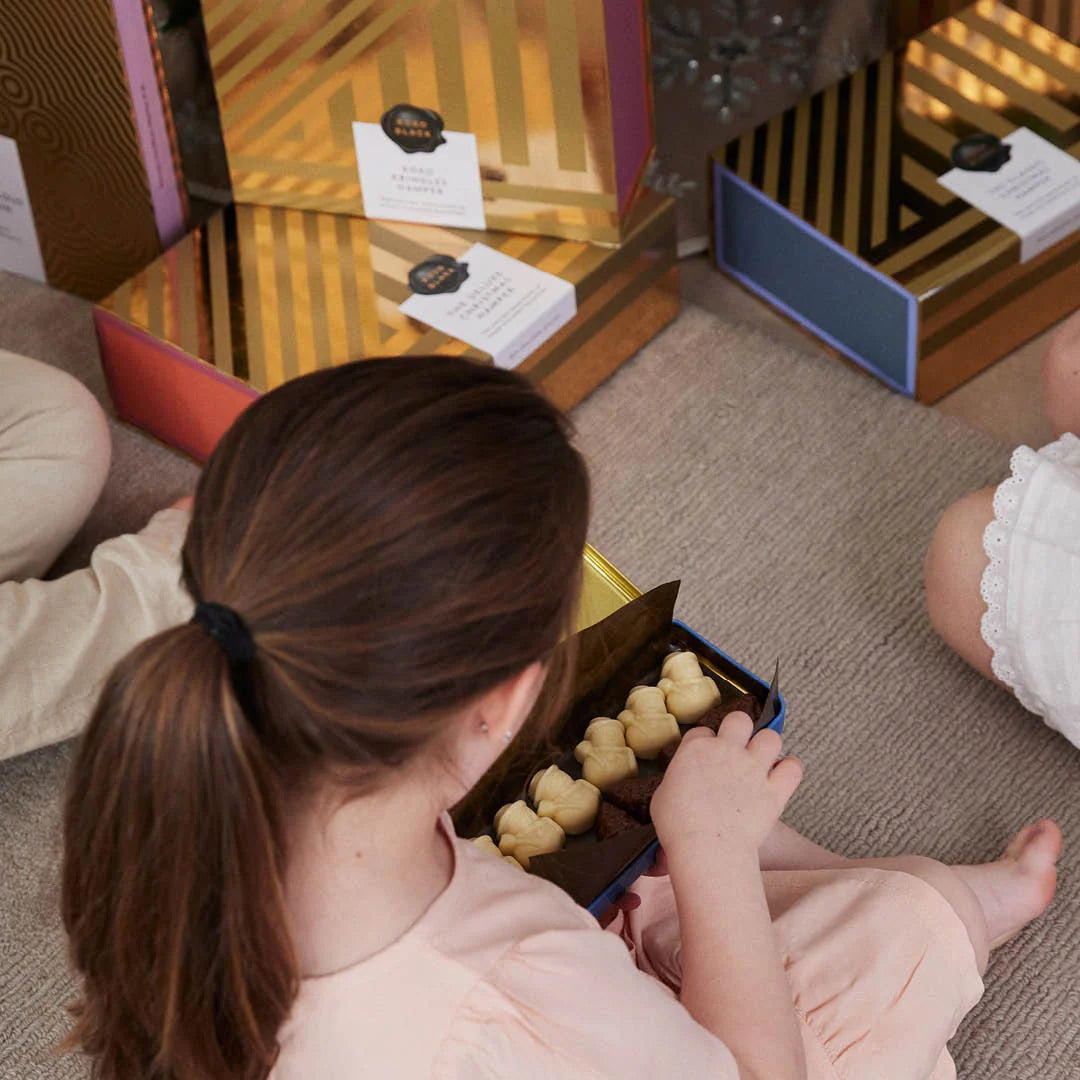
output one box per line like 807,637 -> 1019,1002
93,189 -> 678,461
199,0 -> 654,245
890,0 -> 1080,48
713,0 -> 1080,402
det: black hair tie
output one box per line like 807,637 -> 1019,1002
192,602 -> 255,664
191,602 -> 259,728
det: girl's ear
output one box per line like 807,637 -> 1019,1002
444,662 -> 548,798
479,660 -> 547,743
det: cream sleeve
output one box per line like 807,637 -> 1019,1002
0,508 -> 193,760
435,926 -> 740,1079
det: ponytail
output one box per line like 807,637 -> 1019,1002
62,624 -> 297,1080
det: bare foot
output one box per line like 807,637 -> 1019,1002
952,820 -> 1062,949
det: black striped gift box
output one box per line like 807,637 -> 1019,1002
713,0 -> 1080,401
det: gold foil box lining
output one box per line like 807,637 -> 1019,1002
200,0 -> 651,241
99,190 -> 677,393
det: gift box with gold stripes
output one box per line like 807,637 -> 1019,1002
712,0 -> 1080,402
0,0 -> 187,301
93,189 -> 678,460
199,0 -> 653,245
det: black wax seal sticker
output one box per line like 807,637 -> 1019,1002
408,255 -> 470,295
951,133 -> 1012,172
381,104 -> 447,154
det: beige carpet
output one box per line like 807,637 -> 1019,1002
2,270 -> 1078,1078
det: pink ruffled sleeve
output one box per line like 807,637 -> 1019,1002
433,925 -> 739,1079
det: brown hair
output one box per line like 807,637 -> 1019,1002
61,357 -> 590,1080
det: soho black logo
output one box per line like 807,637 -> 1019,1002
950,133 -> 1012,172
407,255 -> 470,295
381,104 -> 447,154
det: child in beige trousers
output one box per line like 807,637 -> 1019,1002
0,348 -> 191,759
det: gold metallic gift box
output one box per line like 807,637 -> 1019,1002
94,189 -> 678,460
712,0 -> 1080,402
200,0 -> 654,244
0,0 -> 187,300
892,0 -> 1080,46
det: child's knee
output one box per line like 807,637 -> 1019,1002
3,357 -> 111,492
0,356 -> 111,578
890,856 -> 989,973
924,491 -> 994,644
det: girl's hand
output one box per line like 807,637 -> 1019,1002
651,713 -> 802,862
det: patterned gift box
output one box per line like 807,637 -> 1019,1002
0,0 -> 187,300
712,0 -> 1080,401
94,189 -> 678,460
199,0 -> 654,244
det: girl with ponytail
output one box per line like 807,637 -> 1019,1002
62,357 -> 1057,1080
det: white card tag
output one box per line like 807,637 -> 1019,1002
0,135 -> 46,284
938,128 -> 1080,263
399,243 -> 578,369
353,105 -> 486,230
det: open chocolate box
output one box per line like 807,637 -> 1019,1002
453,553 -> 785,917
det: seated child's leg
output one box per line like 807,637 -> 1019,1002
758,818 -> 1062,974
923,488 -> 999,684
0,350 -> 110,581
1043,307 -> 1080,438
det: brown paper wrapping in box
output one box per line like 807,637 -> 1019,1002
94,189 -> 678,461
200,0 -> 654,244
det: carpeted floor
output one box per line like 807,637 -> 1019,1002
2,269 -> 1078,1078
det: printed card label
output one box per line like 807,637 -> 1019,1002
399,243 -> 577,369
938,128 -> 1080,262
353,106 -> 486,230
0,135 -> 46,283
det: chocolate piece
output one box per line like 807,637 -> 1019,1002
529,822 -> 657,908
697,694 -> 762,732
604,774 -> 664,823
596,801 -> 640,841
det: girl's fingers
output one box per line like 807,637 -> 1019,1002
749,728 -> 782,766
769,755 -> 804,803
716,711 -> 754,745
679,725 -> 716,747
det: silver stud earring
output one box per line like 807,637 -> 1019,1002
503,731 -> 513,744
480,721 -> 489,733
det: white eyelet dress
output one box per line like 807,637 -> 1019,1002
982,432 -> 1080,747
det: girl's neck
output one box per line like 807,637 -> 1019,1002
283,771 -> 455,978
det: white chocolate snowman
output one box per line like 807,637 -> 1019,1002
470,834 -> 525,869
617,685 -> 682,759
528,765 -> 602,835
573,717 -> 639,791
657,651 -> 721,724
493,800 -> 565,869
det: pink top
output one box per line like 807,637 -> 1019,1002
273,816 -> 983,1079
272,815 -> 738,1078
